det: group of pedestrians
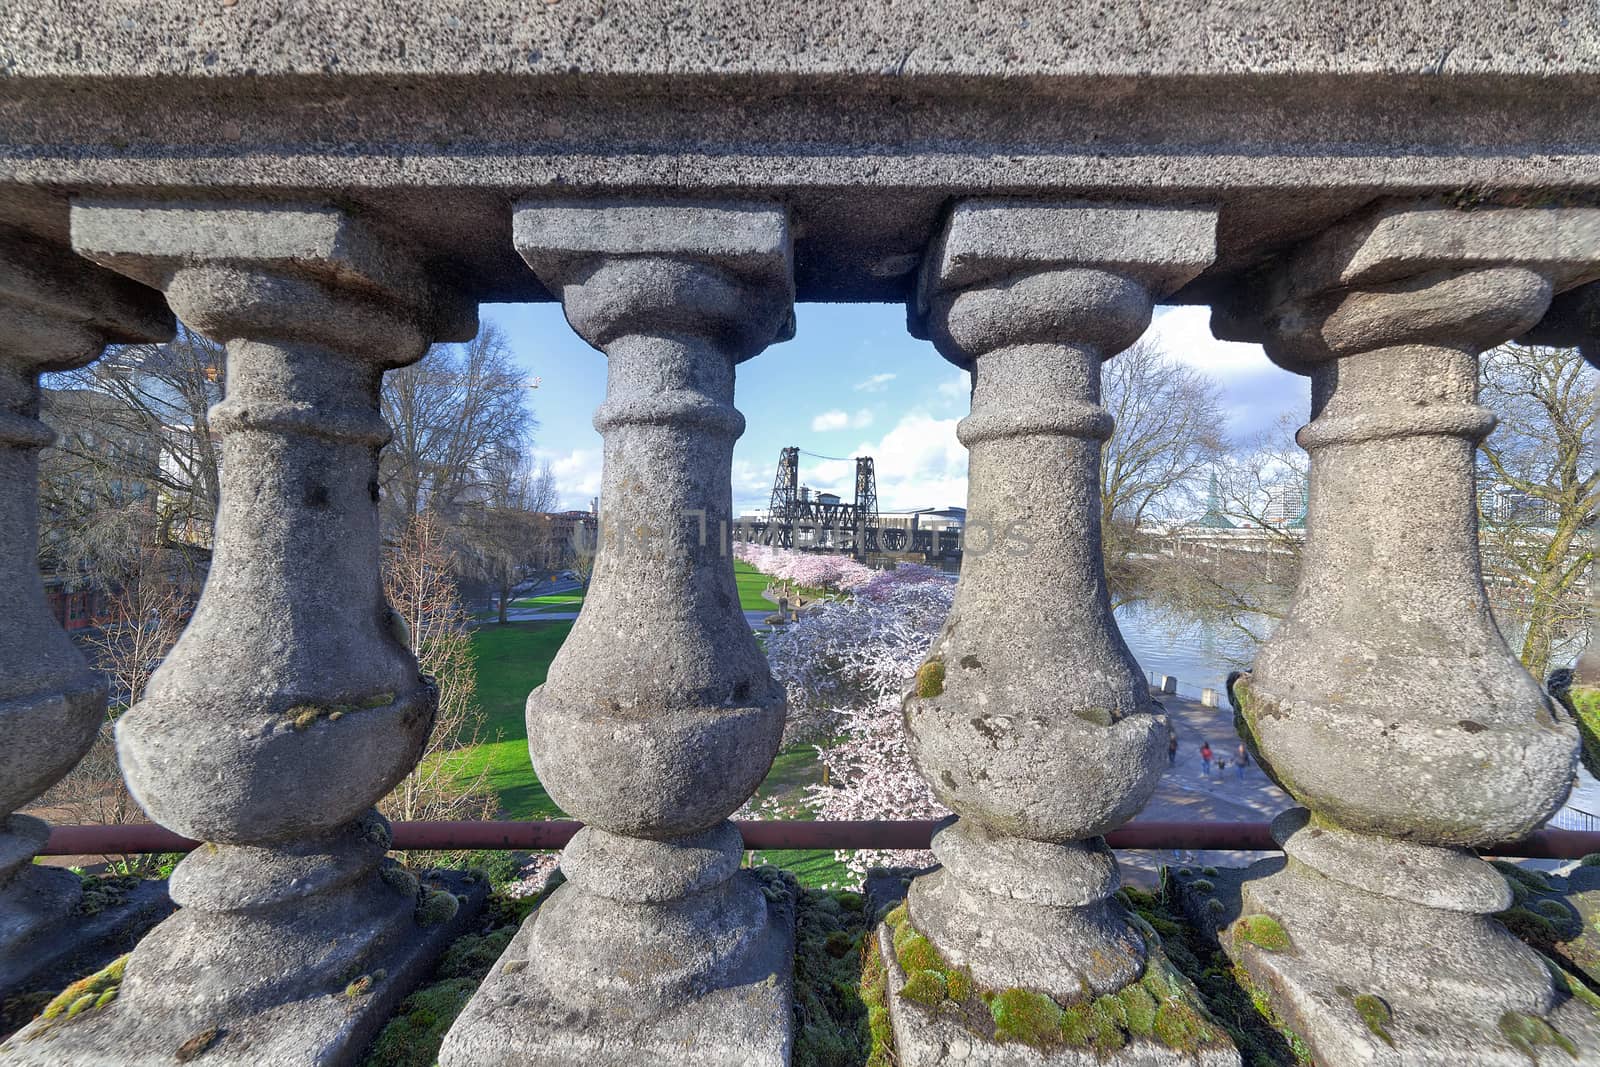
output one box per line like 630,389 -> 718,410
1167,728 -> 1249,782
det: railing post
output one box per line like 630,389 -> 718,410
5,202 -> 479,1065
1217,203 -> 1600,1061
887,201 -> 1223,1060
441,202 -> 795,1066
0,228 -> 171,1001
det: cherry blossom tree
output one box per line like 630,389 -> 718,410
751,561 -> 957,879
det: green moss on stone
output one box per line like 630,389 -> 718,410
900,969 -> 949,1006
1352,994 -> 1394,1046
380,865 -> 421,897
1120,983 -> 1159,1035
1579,853 -> 1600,868
896,933 -> 942,974
1498,1010 -> 1578,1060
1493,860 -> 1553,895
1558,686 -> 1600,779
946,966 -> 973,1002
1153,998 -> 1213,1051
1191,879 -> 1215,893
362,978 -> 479,1067
438,927 -> 514,979
415,888 -> 460,927
1232,914 -> 1291,952
1072,707 -> 1115,727
39,954 -> 127,1022
990,988 -> 1064,1047
916,659 -> 946,699
344,969 -> 386,998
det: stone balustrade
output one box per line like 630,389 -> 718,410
3,6 -> 1600,1064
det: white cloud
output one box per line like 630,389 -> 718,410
535,447 -> 603,510
810,408 -> 874,432
854,372 -> 897,392
1145,305 -> 1272,380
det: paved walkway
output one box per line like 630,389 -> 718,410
1119,690 -> 1292,887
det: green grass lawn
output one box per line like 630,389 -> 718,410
459,614 -> 853,887
511,589 -> 587,612
734,560 -> 778,611
454,621 -> 571,820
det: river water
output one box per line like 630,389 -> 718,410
1113,596 -> 1600,826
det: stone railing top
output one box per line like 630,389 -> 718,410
916,201 -> 1216,317
2,1 -> 1596,78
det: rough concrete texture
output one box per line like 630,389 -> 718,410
7,2 -> 1598,78
25,199 -> 475,1064
898,203 -> 1217,1028
2,869 -> 486,1066
440,867 -> 796,1067
3,9 -> 1600,310
877,923 -> 1239,1066
1209,200 -> 1600,1067
442,200 -> 796,1063
0,228 -> 170,1002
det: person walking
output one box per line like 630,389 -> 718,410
1199,741 -> 1213,777
1167,729 -> 1179,766
1237,741 -> 1249,782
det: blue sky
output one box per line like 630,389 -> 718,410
484,303 -> 1309,514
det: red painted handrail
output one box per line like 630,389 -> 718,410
39,820 -> 1600,860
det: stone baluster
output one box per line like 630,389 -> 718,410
0,228 -> 172,1001
4,202 -> 477,1066
888,201 -> 1225,1062
1216,202 -> 1600,1062
440,202 -> 795,1066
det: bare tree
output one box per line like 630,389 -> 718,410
462,452 -> 561,624
380,512 -> 494,863
39,550 -> 190,875
1147,414 -> 1307,644
381,322 -> 537,525
1478,342 -> 1598,679
44,327 -> 224,558
1100,338 -> 1231,603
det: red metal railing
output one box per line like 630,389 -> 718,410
39,820 -> 1600,859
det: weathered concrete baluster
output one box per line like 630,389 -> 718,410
4,202 -> 478,1065
889,201 -> 1230,1063
1217,203 -> 1600,1064
0,229 -> 172,1001
441,202 -> 795,1066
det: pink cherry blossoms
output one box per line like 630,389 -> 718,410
735,542 -> 956,881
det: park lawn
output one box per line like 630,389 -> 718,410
455,621 -> 572,820
512,590 -> 587,612
734,560 -> 777,611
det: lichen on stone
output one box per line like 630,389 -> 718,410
1350,993 -> 1394,1046
1552,684 -> 1600,779
915,659 -> 946,699
174,1026 -> 221,1063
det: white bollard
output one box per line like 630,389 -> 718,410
1201,687 -> 1220,707
1158,675 -> 1178,694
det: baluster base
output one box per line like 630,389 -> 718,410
440,826 -> 797,1067
877,922 -> 1239,1065
0,820 -> 173,1011
1213,809 -> 1600,1065
1,832 -> 485,1065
